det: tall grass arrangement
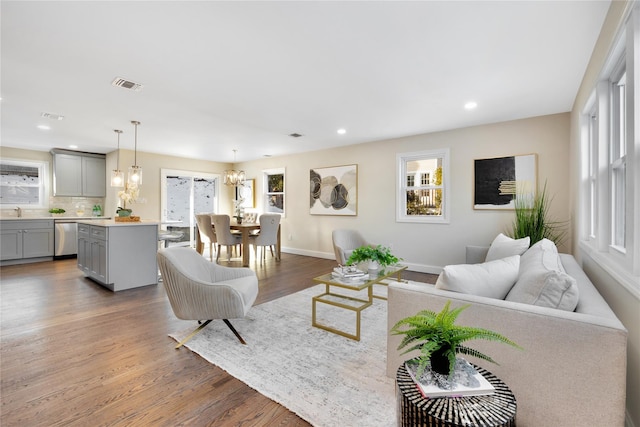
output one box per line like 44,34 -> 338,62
510,182 -> 566,246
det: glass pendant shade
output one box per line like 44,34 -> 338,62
110,129 -> 124,188
110,170 -> 124,187
128,120 -> 142,186
128,165 -> 142,186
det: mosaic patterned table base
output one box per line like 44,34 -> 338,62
396,362 -> 517,427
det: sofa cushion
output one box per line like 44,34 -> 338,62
518,238 -> 564,273
485,233 -> 530,262
506,270 -> 579,311
505,238 -> 579,311
435,255 -> 520,299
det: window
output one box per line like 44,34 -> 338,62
579,4 -> 639,286
587,106 -> 598,239
0,159 -> 48,208
263,168 -> 285,215
610,69 -> 626,251
397,149 -> 450,223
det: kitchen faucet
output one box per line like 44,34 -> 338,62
15,207 -> 22,218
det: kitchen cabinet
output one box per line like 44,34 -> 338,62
78,220 -> 158,291
51,149 -> 106,197
0,219 -> 54,263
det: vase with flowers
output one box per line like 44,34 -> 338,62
117,183 -> 139,217
233,197 -> 245,224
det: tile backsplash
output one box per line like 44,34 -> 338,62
1,196 -> 105,218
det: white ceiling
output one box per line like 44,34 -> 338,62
1,1 -> 610,163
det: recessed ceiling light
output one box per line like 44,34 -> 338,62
41,112 -> 64,121
37,125 -> 51,130
464,101 -> 478,110
337,128 -> 346,135
69,145 -> 78,149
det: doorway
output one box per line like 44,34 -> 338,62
160,169 -> 220,248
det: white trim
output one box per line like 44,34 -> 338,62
0,158 -> 49,209
396,148 -> 450,224
262,167 -> 286,217
580,240 -> 640,299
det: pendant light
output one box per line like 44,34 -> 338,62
223,149 -> 246,186
128,120 -> 143,186
110,129 -> 124,187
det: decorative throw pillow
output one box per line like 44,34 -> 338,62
518,238 -> 564,274
506,270 -> 579,311
485,233 -> 530,262
435,255 -> 520,299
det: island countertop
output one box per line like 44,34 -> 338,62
76,219 -> 160,227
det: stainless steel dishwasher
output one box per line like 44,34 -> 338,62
54,220 -> 78,257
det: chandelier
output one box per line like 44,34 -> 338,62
128,120 -> 142,186
223,149 -> 245,186
110,129 -> 124,187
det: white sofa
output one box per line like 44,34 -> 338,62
387,244 -> 628,427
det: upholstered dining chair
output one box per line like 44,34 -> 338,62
332,229 -> 371,265
248,213 -> 281,263
211,214 -> 242,262
243,212 -> 258,224
195,213 -> 217,261
157,246 -> 258,348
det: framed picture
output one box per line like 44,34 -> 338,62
236,179 -> 255,209
310,164 -> 357,216
474,154 -> 537,210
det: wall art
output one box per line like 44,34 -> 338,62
310,164 -> 357,216
236,179 -> 255,209
474,154 -> 537,210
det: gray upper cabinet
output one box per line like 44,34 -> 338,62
51,149 -> 106,197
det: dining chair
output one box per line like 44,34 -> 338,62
195,213 -> 217,261
157,246 -> 258,348
243,212 -> 258,224
211,214 -> 242,262
332,229 -> 371,265
249,213 -> 281,263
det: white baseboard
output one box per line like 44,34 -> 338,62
281,247 -> 443,275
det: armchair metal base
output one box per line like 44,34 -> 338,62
174,319 -> 247,349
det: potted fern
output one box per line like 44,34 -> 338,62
346,244 -> 400,273
391,301 -> 521,377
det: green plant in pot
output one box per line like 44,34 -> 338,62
49,208 -> 65,215
346,244 -> 400,273
391,301 -> 521,377
510,182 -> 567,247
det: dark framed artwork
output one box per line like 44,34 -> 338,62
474,154 -> 537,210
310,164 -> 357,215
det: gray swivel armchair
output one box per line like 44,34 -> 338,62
157,246 -> 259,348
332,229 -> 371,265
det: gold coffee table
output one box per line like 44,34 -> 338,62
312,266 -> 407,341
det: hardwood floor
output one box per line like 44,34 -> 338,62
0,251 -> 436,426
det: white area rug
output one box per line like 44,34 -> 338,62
169,284 -> 395,427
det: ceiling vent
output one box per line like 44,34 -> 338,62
111,77 -> 144,92
289,133 -> 303,138
41,112 -> 64,121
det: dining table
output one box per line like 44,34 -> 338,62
230,221 -> 281,267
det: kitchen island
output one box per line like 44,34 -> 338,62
77,219 -> 159,291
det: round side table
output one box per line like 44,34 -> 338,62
396,362 -> 517,427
